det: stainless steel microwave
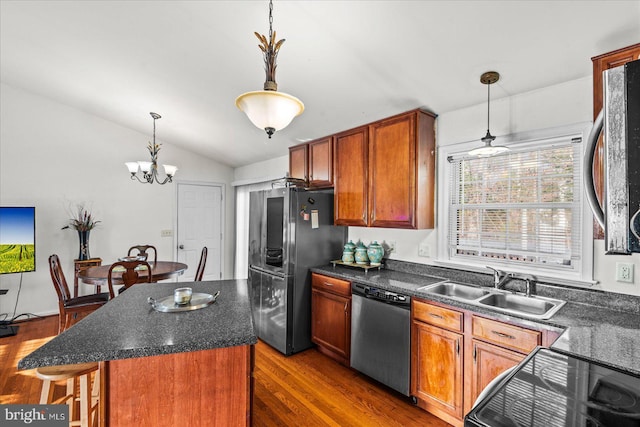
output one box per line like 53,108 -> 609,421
585,58 -> 640,254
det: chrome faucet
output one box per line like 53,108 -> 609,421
522,275 -> 536,297
486,266 -> 513,289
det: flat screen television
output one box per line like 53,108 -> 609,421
0,207 -> 36,274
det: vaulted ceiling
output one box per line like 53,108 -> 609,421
1,1 -> 638,168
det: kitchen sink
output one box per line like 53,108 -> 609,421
476,293 -> 566,320
420,282 -> 491,300
416,281 -> 567,320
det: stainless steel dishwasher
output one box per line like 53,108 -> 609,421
350,282 -> 411,396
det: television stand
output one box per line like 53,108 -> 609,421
0,324 -> 18,338
0,288 -> 18,337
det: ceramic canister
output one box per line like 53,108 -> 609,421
342,240 -> 356,264
367,241 -> 384,266
354,241 -> 369,265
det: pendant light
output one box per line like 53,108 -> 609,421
468,71 -> 509,157
235,0 -> 304,138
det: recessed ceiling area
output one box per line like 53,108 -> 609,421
1,1 -> 638,168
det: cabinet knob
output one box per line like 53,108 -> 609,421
179,245 -> 185,250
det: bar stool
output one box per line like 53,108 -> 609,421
36,362 -> 100,427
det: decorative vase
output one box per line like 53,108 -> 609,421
77,230 -> 90,261
367,241 -> 384,266
342,240 -> 356,264
354,242 -> 369,265
341,250 -> 354,264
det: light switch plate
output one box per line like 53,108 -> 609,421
615,262 -> 634,283
161,229 -> 173,237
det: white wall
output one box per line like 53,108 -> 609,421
240,76 -> 640,296
233,155 -> 289,185
0,83 -> 236,317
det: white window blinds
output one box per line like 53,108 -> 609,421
448,137 -> 582,271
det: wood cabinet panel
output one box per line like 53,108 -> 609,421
369,113 -> 416,227
411,320 -> 464,423
470,339 -> 523,408
471,315 -> 541,354
311,272 -> 350,297
333,126 -> 369,226
413,299 -> 463,332
289,144 -> 308,182
308,137 -> 333,188
106,345 -> 252,427
311,288 -> 351,366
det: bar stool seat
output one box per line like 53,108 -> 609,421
36,362 -> 99,427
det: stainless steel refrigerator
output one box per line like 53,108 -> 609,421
248,187 -> 346,355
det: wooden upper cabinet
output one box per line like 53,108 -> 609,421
308,137 -> 333,188
369,110 -> 436,229
591,43 -> 640,239
334,109 -> 436,229
334,126 -> 369,227
289,144 -> 308,182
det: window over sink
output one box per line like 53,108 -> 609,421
440,124 -> 593,282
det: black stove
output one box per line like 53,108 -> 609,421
465,347 -> 640,427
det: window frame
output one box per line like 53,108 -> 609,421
436,122 -> 595,285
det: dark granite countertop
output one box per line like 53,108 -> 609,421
312,264 -> 640,375
18,280 -> 257,370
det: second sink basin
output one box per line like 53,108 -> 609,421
420,282 -> 491,300
477,293 -> 566,319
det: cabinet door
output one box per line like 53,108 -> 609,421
411,320 -> 463,421
369,112 -> 416,228
308,137 -> 333,188
311,289 -> 351,364
334,126 -> 369,226
470,339 -> 524,409
289,144 -> 308,182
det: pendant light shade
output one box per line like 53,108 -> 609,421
235,90 -> 304,137
236,0 -> 304,138
469,71 -> 509,157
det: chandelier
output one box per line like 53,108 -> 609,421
235,0 -> 304,138
125,112 -> 178,184
468,71 -> 510,157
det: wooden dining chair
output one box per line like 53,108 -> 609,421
107,260 -> 152,298
127,245 -> 157,264
49,254 -> 110,334
195,247 -> 208,281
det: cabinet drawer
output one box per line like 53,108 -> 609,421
312,273 -> 351,297
412,300 -> 463,332
472,316 -> 541,354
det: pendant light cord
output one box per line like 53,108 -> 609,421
268,0 -> 273,40
486,81 -> 491,134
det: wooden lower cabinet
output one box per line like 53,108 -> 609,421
411,298 -> 554,427
311,273 -> 351,366
411,319 -> 464,425
470,339 -> 524,406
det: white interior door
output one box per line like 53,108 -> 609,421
177,182 -> 223,281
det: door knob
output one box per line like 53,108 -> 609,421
179,245 -> 184,249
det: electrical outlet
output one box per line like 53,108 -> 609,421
387,241 -> 396,253
616,262 -> 634,283
418,243 -> 430,257
161,229 -> 173,237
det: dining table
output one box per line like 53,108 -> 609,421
77,261 -> 188,286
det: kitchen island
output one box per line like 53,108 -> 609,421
19,280 -> 257,427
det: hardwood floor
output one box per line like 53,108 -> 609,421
2,316 -> 450,426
